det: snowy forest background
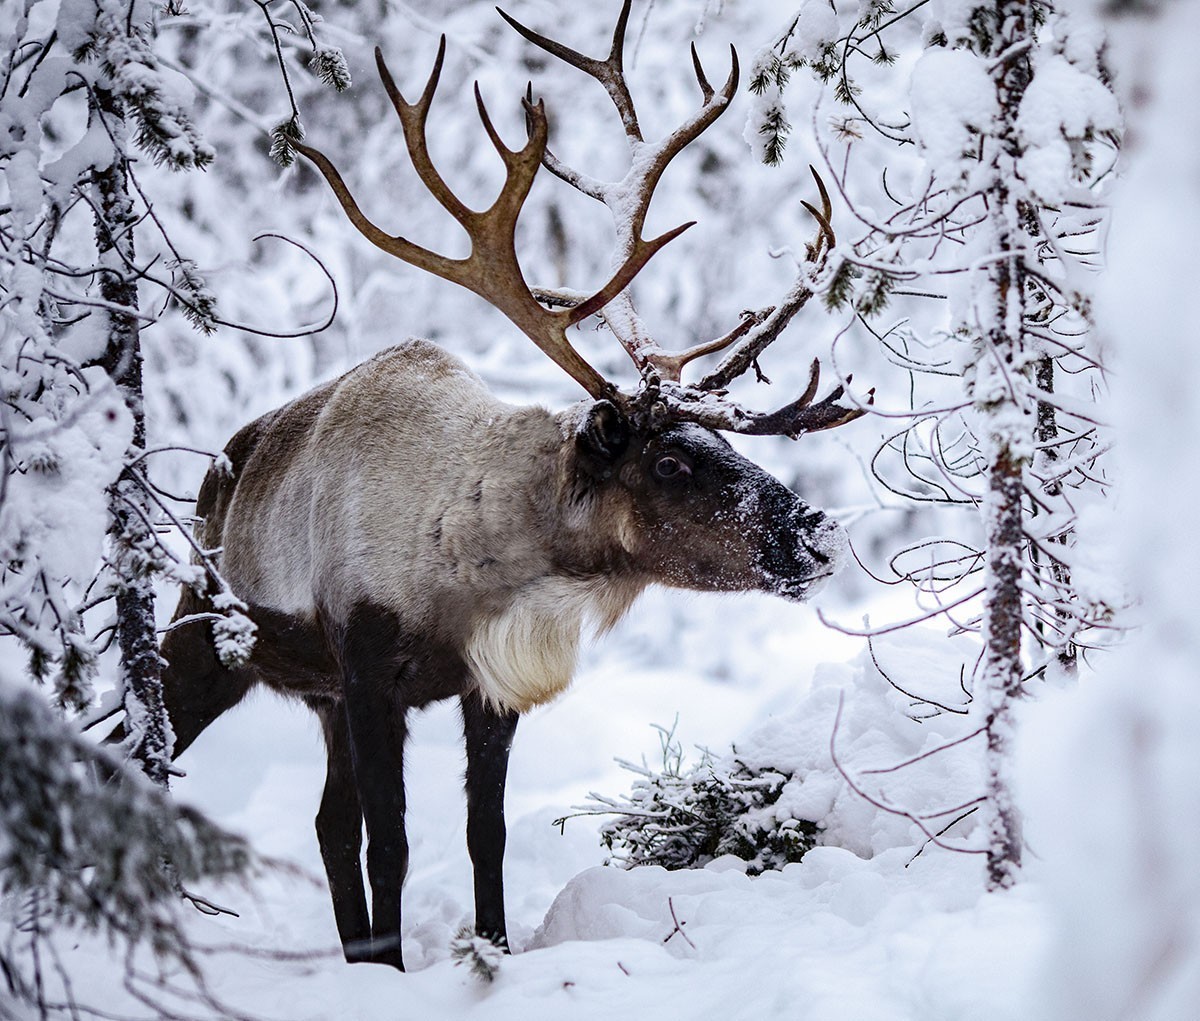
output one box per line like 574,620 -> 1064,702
1,0 -> 1196,1018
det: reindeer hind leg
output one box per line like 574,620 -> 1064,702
310,698 -> 372,963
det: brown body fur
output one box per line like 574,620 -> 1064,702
154,337 -> 846,967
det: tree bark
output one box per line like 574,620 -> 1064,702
91,85 -> 173,788
977,0 -> 1034,890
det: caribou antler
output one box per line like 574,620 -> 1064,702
293,37 -> 692,401
499,0 -> 740,383
502,1 -> 867,437
295,5 -> 867,438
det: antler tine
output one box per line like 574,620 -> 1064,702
643,311 -> 760,382
737,377 -> 871,437
567,220 -> 695,324
497,1 -> 642,143
813,165 -> 832,225
522,85 -> 607,201
661,360 -> 869,438
474,82 -> 517,158
608,0 -> 634,71
795,357 -> 822,409
291,139 -> 461,282
737,362 -> 870,438
474,84 -> 547,228
374,41 -> 473,229
690,43 -> 714,102
800,165 -> 835,256
628,43 -> 738,241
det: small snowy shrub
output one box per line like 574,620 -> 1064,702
450,926 -> 505,983
572,632 -> 989,874
585,725 -> 821,875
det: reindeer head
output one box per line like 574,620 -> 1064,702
569,401 -> 847,601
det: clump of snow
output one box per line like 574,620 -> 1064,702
211,591 -> 257,667
739,628 -> 984,859
909,48 -> 996,182
743,76 -> 789,165
589,624 -> 984,878
784,0 -> 838,65
1017,54 -> 1119,202
922,0 -> 992,47
0,357 -> 132,599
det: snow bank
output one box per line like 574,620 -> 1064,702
36,614 -> 1053,1020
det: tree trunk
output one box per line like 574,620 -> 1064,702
91,85 -> 173,788
977,0 -> 1034,890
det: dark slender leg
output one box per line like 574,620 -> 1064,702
335,606 -> 408,970
312,700 -> 372,963
461,691 -> 519,950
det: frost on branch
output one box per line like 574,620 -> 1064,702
211,590 -> 256,667
168,258 -> 219,335
63,0 -> 214,171
270,116 -> 306,168
744,2 -> 840,166
310,46 -> 352,93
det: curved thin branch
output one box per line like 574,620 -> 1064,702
208,233 -> 339,338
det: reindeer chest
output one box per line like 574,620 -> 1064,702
463,575 -> 611,714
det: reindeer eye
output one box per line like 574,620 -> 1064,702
653,454 -> 690,481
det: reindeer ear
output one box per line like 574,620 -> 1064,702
576,400 -> 630,474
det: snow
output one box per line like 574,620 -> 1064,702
1016,4 -> 1200,1019
1017,54 -> 1120,203
909,48 -> 996,182
0,362 -> 131,611
786,1 -> 838,65
31,610 -> 1056,1020
742,81 -> 789,166
0,0 -> 1190,1017
15,572 -> 999,1014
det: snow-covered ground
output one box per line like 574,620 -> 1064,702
42,588 -> 1066,1021
8,1 -> 1200,1018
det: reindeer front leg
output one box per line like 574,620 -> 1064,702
461,691 -> 519,951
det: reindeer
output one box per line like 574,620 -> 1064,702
149,2 -> 866,969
